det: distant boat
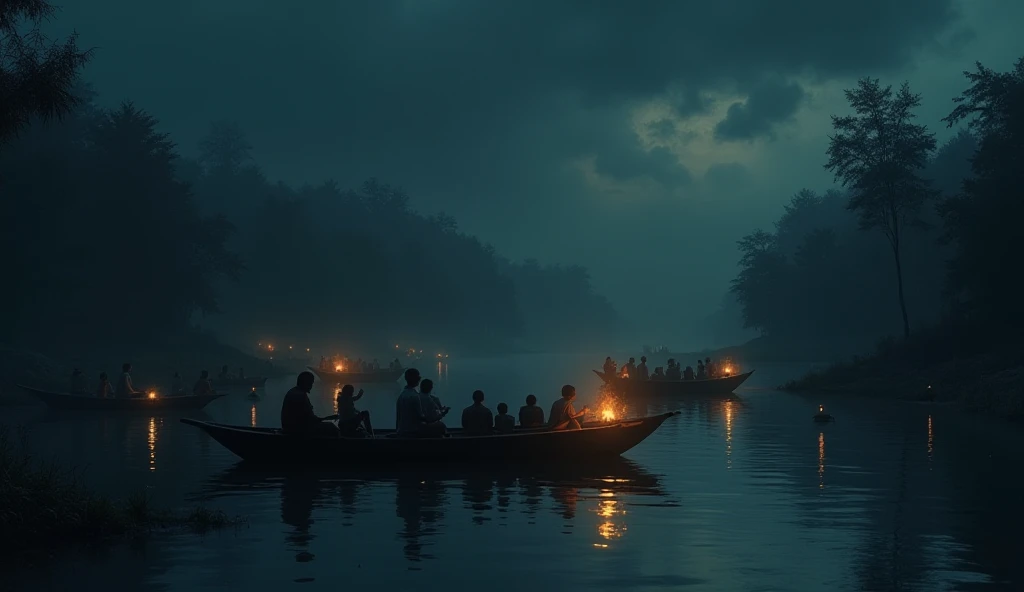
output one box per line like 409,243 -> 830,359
592,370 -> 754,396
179,411 -> 680,465
18,385 -> 225,411
211,376 -> 268,389
306,366 -> 403,384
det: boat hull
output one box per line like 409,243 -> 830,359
180,412 -> 679,465
593,370 -> 754,395
211,377 -> 268,389
18,385 -> 225,411
307,366 -> 403,384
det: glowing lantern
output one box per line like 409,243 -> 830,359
148,391 -> 156,399
334,364 -> 344,372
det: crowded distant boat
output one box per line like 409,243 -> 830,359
595,354 -> 754,395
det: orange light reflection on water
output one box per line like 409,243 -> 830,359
724,400 -> 733,468
251,403 -> 257,427
147,417 -> 158,472
817,432 -> 826,490
927,414 -> 934,465
592,488 -> 627,548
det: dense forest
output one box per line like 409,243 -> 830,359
729,59 -> 1024,356
0,4 -> 618,358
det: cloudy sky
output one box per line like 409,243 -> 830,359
52,0 -> 1024,341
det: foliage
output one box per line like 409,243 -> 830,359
0,0 -> 91,143
940,58 -> 1024,330
824,79 -> 938,338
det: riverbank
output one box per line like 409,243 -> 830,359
0,427 -> 243,564
781,326 -> 1024,420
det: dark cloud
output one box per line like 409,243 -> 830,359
49,0 -> 970,327
714,78 -> 807,141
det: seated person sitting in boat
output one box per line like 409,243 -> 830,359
651,367 -> 665,380
696,360 -> 707,379
462,390 -> 494,436
116,363 -> 145,398
70,368 -> 87,395
96,372 -> 114,398
683,365 -> 695,380
494,402 -> 515,434
549,385 -> 588,430
396,368 -> 446,437
218,365 -> 233,380
666,359 -> 682,380
637,356 -> 650,380
519,394 -> 545,427
336,384 -> 374,437
420,379 -> 449,418
621,357 -> 637,378
171,371 -> 185,396
281,371 -> 339,437
193,370 -> 217,396
602,356 -> 616,376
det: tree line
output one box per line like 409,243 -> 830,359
0,3 -> 618,355
730,58 -> 1024,352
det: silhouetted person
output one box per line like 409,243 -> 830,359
705,357 -> 715,378
219,365 -> 231,380
519,394 -> 545,427
336,384 -> 373,437
239,367 -> 245,379
372,358 -> 380,371
116,363 -> 144,398
683,365 -> 695,380
281,371 -> 339,437
420,379 -> 449,421
623,357 -> 637,378
602,356 -> 616,375
696,360 -> 707,380
666,359 -> 681,380
638,356 -> 650,380
494,402 -> 515,434
193,370 -> 216,396
651,367 -> 665,380
171,371 -> 185,395
462,390 -> 494,435
396,368 -> 446,437
549,384 -> 588,430
70,368 -> 87,394
96,372 -> 113,398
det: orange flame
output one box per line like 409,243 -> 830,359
601,407 -> 616,422
334,364 -> 344,372
148,391 -> 156,399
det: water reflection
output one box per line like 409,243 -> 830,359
147,417 -> 159,472
251,403 -> 257,427
198,458 -> 669,566
927,415 -> 934,465
725,399 -> 734,469
817,431 -> 826,490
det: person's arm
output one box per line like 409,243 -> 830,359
353,389 -> 364,402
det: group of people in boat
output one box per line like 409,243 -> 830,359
70,363 -> 223,398
317,355 -> 403,373
602,355 -> 729,381
279,368 -> 592,438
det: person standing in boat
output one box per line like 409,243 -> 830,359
281,371 -> 339,437
193,370 -> 217,396
696,360 -> 707,379
637,356 -> 650,381
622,357 -> 637,379
705,357 -> 715,378
549,385 -> 589,430
396,368 -> 446,437
70,368 -> 87,394
336,384 -> 373,437
116,363 -> 145,398
461,390 -> 494,435
519,394 -> 545,427
96,372 -> 114,398
602,357 -> 616,376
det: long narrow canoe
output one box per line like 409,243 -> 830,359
180,411 -> 679,465
18,385 -> 225,411
593,369 -> 754,396
306,366 -> 403,384
211,376 -> 268,389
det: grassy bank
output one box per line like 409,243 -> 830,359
0,427 -> 244,563
781,324 -> 1024,420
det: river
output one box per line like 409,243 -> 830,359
4,354 -> 1023,591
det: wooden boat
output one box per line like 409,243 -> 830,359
180,411 -> 680,465
592,369 -> 754,396
18,385 -> 225,411
211,376 -> 268,389
306,366 -> 403,384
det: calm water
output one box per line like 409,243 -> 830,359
5,355 -> 1024,592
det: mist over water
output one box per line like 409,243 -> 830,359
7,356 -> 1023,592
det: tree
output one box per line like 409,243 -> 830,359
0,0 -> 91,143
940,58 -> 1024,327
198,120 -> 253,174
825,79 -> 937,338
